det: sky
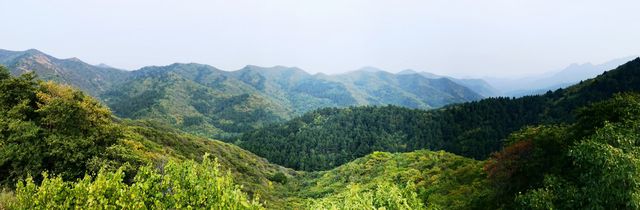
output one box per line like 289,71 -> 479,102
0,0 -> 638,78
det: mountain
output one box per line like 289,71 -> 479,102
238,57 -> 640,171
231,65 -> 356,114
102,63 -> 293,138
103,64 -> 482,138
0,49 -> 483,138
486,56 -> 637,96
0,49 -> 128,96
329,69 -> 483,108
449,78 -> 500,97
398,69 -> 500,97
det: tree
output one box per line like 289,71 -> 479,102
0,66 -> 120,184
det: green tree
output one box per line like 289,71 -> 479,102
0,66 -> 120,184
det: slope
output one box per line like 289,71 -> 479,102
284,150 -> 491,209
102,63 -> 292,139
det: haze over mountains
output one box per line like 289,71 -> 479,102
485,56 -> 637,96
397,56 -> 637,97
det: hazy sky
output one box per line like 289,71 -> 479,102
1,0 -> 638,77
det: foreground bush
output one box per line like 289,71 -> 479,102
10,155 -> 263,210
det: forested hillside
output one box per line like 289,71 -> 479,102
239,58 -> 640,170
484,92 -> 640,209
285,150 -> 493,209
0,66 -> 291,208
102,64 -> 293,139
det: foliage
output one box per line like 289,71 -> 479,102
10,155 -> 263,209
307,182 -> 425,210
285,150 -> 494,210
488,93 -> 640,209
0,66 -> 119,184
0,188 -> 15,209
268,172 -> 287,184
484,125 -> 569,204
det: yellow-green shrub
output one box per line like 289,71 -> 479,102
11,155 -> 263,210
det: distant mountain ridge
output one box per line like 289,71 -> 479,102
398,69 -> 501,97
0,48 -> 483,138
485,56 -> 637,96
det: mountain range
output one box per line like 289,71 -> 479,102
1,48 -> 634,139
0,49 -> 482,138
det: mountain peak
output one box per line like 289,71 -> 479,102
397,69 -> 418,75
66,57 -> 83,62
355,66 -> 385,73
24,48 -> 44,55
240,65 -> 309,76
96,63 -> 115,69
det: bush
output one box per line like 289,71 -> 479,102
268,172 -> 287,184
10,155 -> 263,209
